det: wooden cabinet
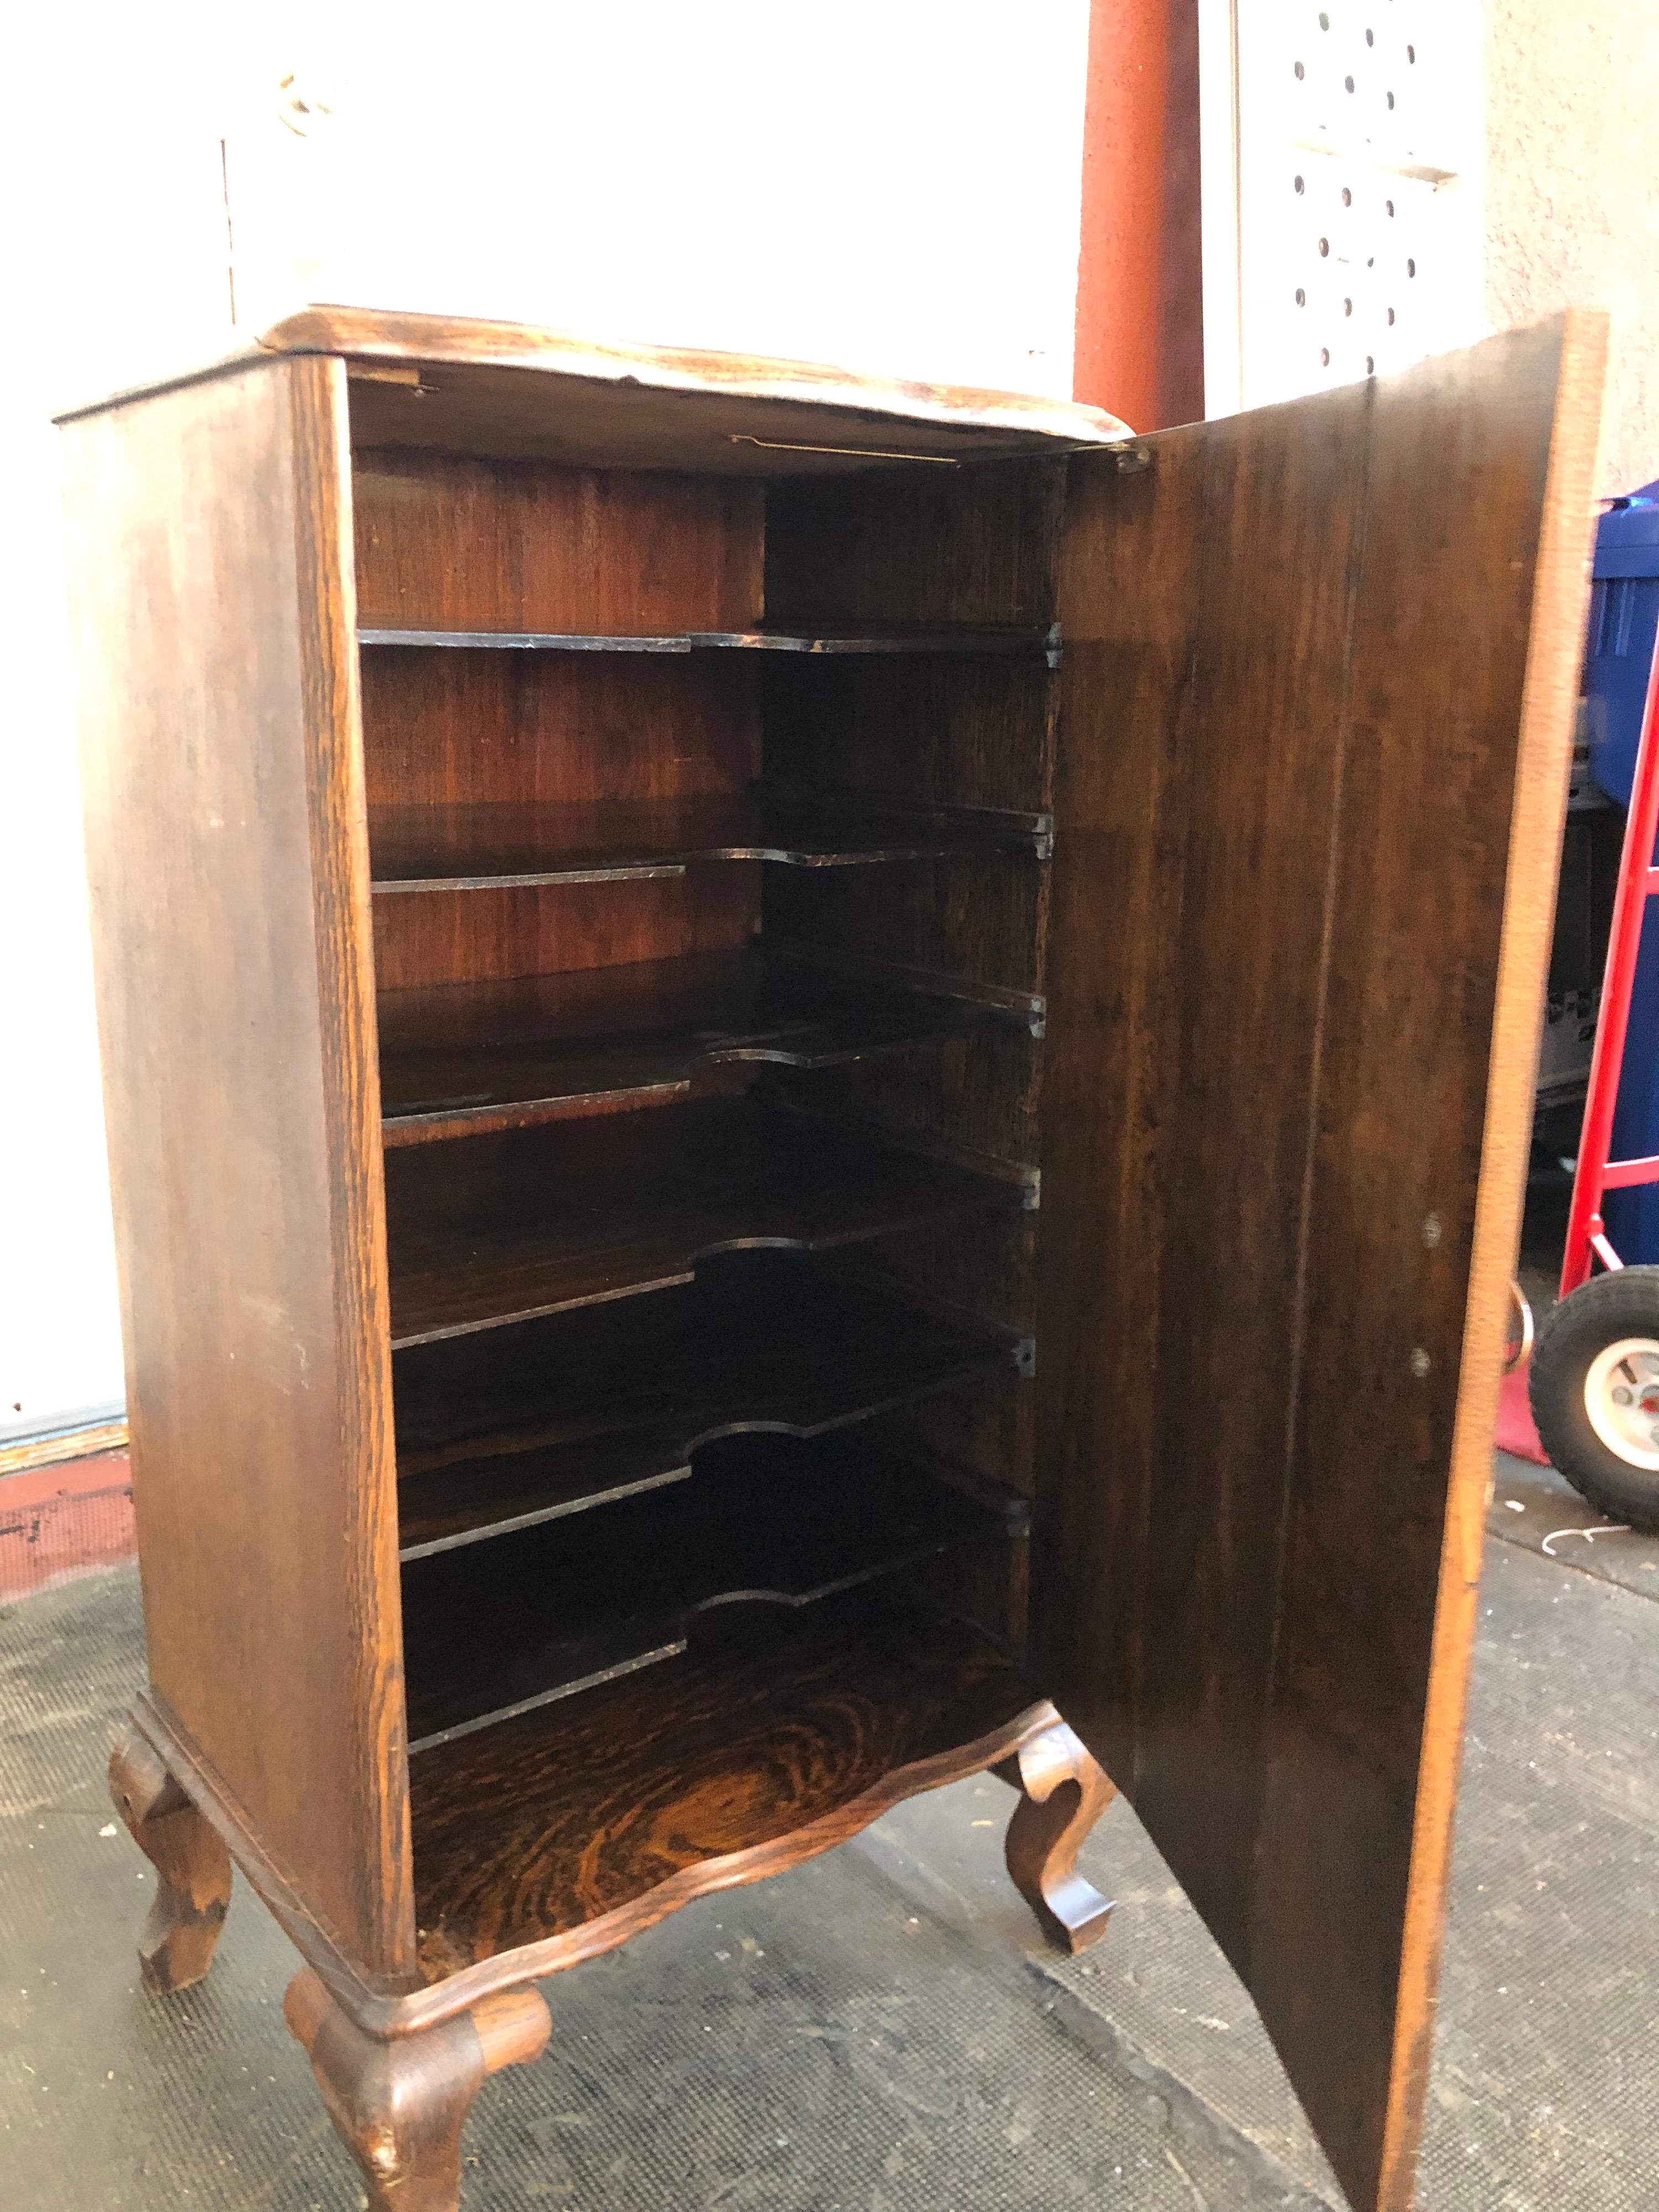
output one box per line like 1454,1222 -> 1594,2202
61,305 -> 1606,2212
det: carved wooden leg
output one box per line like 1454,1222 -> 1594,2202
993,1720 -> 1117,1955
108,1723 -> 232,1994
285,1969 -> 550,2212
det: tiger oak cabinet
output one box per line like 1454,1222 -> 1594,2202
60,305 -> 1606,2212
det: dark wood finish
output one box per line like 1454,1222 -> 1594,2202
758,465 -> 1061,1535
383,1095 -> 1019,1347
108,1725 -> 233,1993
61,353 -> 415,1980
408,1585 -> 1050,1980
378,951 -> 1006,1145
285,1967 -> 549,2212
761,656 -> 1058,817
401,1432 -> 1008,1748
353,450 -> 764,635
358,646 -> 758,816
1261,317 -> 1610,2212
764,460 -> 1067,629
369,791 -> 1048,893
65,304 -> 1598,2212
358,641 -> 761,998
993,1720 -> 1116,1954
394,1255 -> 1016,1556
1035,314 -> 1607,2212
373,871 -> 760,997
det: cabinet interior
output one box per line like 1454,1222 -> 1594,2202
349,389 -> 1066,1970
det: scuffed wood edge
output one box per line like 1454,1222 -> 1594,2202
129,1692 -> 426,2004
55,305 -> 1131,447
1375,307 -> 1610,2212
131,1685 -> 1057,2039
259,305 -> 1130,442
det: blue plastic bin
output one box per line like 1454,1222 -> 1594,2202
1586,479 -> 1659,1262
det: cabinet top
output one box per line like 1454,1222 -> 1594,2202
55,303 -> 1133,475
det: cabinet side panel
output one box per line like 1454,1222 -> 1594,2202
61,356 -> 415,1982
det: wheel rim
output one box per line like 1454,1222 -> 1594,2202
1582,1337 -> 1659,1469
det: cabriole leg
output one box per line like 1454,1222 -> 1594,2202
994,1719 -> 1117,1954
284,1968 -> 550,2212
108,1722 -> 232,1993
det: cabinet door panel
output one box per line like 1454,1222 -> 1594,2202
1035,316 -> 1605,2212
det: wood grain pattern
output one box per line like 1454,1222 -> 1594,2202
383,1095 -> 1020,1347
373,870 -> 759,996
353,450 -> 764,634
408,1585 -> 1048,1981
62,354 -> 415,1982
359,648 -> 758,815
393,1254 -> 1015,1557
400,1434 -> 1006,1749
1035,317 -> 1606,2212
1266,315 -> 1611,2212
1043,379 -> 1371,1948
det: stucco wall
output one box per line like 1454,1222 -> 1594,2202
1485,1 -> 1659,494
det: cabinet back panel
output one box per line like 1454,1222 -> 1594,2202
361,642 -> 761,993
769,1029 -> 1042,1172
360,651 -> 760,811
352,450 -> 765,634
764,460 -> 1064,628
763,860 -> 1048,1005
61,356 -> 415,1981
372,869 -> 760,994
755,460 -> 1061,1533
760,659 -> 1055,816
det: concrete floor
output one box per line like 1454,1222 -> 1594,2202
3,1457 -> 1656,2212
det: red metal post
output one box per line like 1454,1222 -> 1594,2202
1072,0 -> 1204,431
1561,638 -> 1659,1292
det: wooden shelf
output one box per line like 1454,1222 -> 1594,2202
393,1256 -> 1019,1558
408,1580 -> 1042,1977
359,621 -> 1060,660
401,1433 -> 1007,1750
369,791 -> 1051,892
378,950 -> 1007,1144
384,1097 -> 1019,1349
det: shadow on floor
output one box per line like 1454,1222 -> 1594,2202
3,1464 -> 1656,2212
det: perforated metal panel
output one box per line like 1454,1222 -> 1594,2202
1213,1 -> 1480,412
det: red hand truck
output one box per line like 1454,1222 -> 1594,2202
1528,637 -> 1659,1527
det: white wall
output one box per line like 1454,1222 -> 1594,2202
1,11 -> 234,1443
2,0 -> 1092,1439
225,2 -> 1092,394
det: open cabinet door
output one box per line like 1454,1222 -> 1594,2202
1033,315 -> 1606,2211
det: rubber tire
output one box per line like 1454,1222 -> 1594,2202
1528,1266 -> 1659,1530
